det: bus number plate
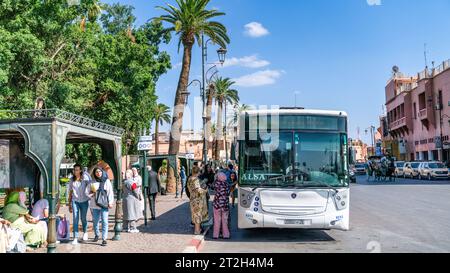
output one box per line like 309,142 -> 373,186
284,219 -> 305,225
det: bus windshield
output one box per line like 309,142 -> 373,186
240,131 -> 347,187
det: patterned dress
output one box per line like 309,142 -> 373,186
187,176 -> 208,224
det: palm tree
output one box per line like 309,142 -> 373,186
80,0 -> 102,31
213,77 -> 239,161
153,103 -> 171,155
205,83 -> 216,157
155,0 -> 230,157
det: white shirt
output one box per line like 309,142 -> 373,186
87,179 -> 115,209
68,173 -> 91,203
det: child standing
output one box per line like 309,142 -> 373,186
212,172 -> 230,239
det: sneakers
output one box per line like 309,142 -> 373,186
93,236 -> 99,242
101,240 -> 107,246
82,233 -> 89,242
71,238 -> 78,245
129,229 -> 140,234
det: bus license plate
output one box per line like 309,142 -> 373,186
284,219 -> 305,225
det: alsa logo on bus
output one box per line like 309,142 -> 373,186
242,174 -> 266,181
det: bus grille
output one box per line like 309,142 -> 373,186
261,205 -> 326,216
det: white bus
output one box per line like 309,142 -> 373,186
237,108 -> 350,231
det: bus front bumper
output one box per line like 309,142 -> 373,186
238,209 -> 349,231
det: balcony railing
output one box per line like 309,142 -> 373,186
390,117 -> 406,130
418,108 -> 427,119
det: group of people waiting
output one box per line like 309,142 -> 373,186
186,163 -> 238,239
0,164 -> 116,252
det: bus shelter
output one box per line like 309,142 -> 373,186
0,109 -> 124,253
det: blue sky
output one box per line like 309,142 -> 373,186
104,0 -> 450,144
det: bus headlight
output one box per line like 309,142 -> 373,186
334,190 -> 348,210
240,189 -> 255,209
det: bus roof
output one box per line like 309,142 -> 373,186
242,109 -> 348,117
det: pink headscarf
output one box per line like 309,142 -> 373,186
216,172 -> 227,182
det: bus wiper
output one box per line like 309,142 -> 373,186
252,174 -> 285,191
302,180 -> 339,195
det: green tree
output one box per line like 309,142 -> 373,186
0,1 -> 172,163
213,77 -> 239,161
155,0 -> 230,156
153,103 -> 171,155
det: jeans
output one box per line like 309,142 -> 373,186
92,208 -> 109,240
72,201 -> 89,238
180,179 -> 187,197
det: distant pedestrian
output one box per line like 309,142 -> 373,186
68,164 -> 91,244
212,172 -> 230,239
123,170 -> 143,233
146,166 -> 161,220
180,166 -> 187,198
229,172 -> 238,208
132,167 -> 144,212
187,166 -> 208,235
88,167 -> 114,246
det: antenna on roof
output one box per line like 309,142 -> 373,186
424,43 -> 428,69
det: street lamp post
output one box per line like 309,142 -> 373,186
365,126 -> 375,156
224,100 -> 228,163
201,34 -> 227,167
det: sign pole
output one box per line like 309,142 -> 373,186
143,150 -> 148,226
137,135 -> 152,226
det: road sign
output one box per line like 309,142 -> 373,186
186,153 -> 194,160
137,136 -> 152,151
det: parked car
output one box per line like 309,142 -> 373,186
418,162 -> 449,180
354,163 -> 367,175
403,162 -> 421,178
394,161 -> 406,177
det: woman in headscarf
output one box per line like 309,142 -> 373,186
87,167 -> 114,246
187,166 -> 209,235
123,169 -> 143,233
212,172 -> 231,239
2,192 -> 47,248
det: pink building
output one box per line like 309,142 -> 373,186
383,60 -> 450,162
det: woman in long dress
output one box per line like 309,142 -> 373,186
187,166 -> 208,235
123,170 -> 143,233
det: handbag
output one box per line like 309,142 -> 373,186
95,181 -> 110,209
57,217 -> 70,241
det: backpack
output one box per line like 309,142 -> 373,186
95,181 -> 110,209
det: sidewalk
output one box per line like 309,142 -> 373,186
34,194 -> 198,253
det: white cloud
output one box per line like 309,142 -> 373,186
222,55 -> 270,68
367,0 -> 381,5
233,69 -> 284,87
244,22 -> 269,38
172,62 -> 182,69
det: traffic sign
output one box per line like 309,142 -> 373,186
137,136 -> 152,151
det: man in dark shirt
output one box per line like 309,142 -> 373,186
146,166 -> 161,220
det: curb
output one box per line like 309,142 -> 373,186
182,218 -> 213,253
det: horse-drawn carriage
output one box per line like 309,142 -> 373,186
367,155 -> 396,182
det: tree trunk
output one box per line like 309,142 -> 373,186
168,42 -> 193,155
205,88 -> 214,160
155,121 -> 159,155
215,100 -> 223,161
167,42 -> 193,193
